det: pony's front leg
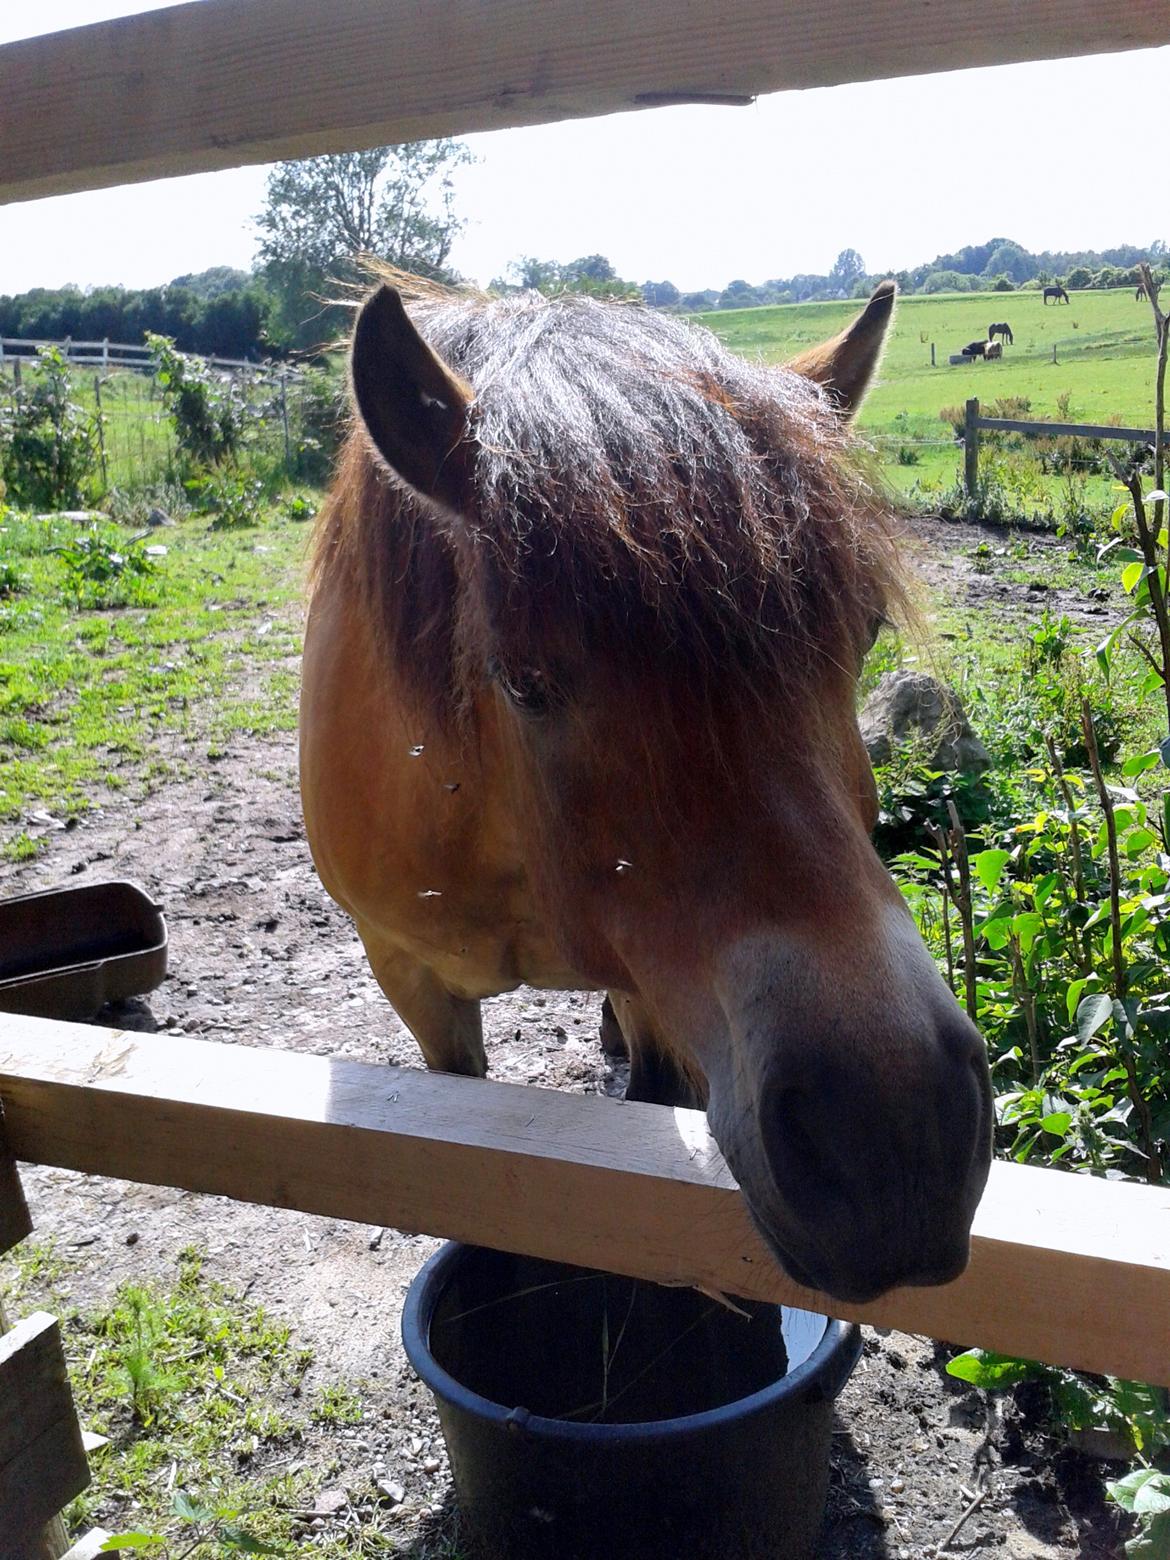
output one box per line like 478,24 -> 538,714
607,992 -> 706,1111
357,928 -> 487,1078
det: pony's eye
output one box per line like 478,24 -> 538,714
486,658 -> 556,717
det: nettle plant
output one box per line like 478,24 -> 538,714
895,265 -> 1170,1555
148,334 -> 249,470
0,346 -> 102,509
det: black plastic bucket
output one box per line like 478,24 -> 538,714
402,1244 -> 861,1560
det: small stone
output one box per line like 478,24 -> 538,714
376,1479 -> 406,1506
890,1477 -> 905,1494
311,1487 -> 348,1517
422,1456 -> 441,1473
125,1232 -> 139,1246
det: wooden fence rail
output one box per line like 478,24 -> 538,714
2,1011 -> 1169,1387
0,337 -> 274,376
963,397 -> 1159,496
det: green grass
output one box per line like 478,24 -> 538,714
0,502 -> 308,839
1,1239 -> 463,1560
697,287 -> 1160,512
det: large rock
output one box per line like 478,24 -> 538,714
858,670 -> 990,773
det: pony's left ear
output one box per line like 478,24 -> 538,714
786,280 -> 895,420
350,285 -> 475,512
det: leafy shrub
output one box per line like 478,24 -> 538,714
290,364 -> 346,484
149,334 -> 247,469
0,559 -> 28,598
0,347 -> 101,509
106,482 -> 191,529
51,521 -> 160,608
187,470 -> 266,530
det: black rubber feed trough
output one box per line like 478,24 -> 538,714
0,880 -> 167,1021
403,1243 -> 862,1560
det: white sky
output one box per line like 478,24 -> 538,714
1,3 -> 1167,296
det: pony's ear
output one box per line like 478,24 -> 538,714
350,285 -> 475,511
786,280 -> 895,419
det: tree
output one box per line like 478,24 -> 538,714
491,255 -> 639,300
256,141 -> 472,348
829,248 -> 866,293
922,270 -> 972,294
720,279 -> 763,308
562,255 -> 616,284
641,280 -> 681,308
982,241 -> 1036,285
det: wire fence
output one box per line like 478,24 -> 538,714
0,344 -> 338,499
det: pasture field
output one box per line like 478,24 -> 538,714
0,502 -> 308,857
698,287 -> 1159,510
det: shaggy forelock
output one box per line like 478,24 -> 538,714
316,289 -> 902,711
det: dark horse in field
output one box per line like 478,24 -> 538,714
1043,285 -> 1070,304
961,339 -> 989,358
988,322 -> 1013,345
300,278 -> 993,1305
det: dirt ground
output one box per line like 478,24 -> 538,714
1,515 -> 1134,1557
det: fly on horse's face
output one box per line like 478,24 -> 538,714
301,280 -> 993,1306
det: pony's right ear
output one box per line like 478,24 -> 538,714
786,279 -> 895,419
350,285 -> 475,512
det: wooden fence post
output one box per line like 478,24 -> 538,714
1,1103 -> 89,1560
93,377 -> 108,493
279,371 -> 291,474
964,398 -> 980,498
930,341 -> 936,367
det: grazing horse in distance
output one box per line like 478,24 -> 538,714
1043,285 -> 1070,304
300,278 -> 993,1305
983,340 -> 1003,361
988,322 -> 1013,345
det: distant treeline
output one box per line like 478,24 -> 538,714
656,237 -> 1170,311
0,268 -> 276,360
3,239 -> 1168,365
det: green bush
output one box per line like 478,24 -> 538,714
0,347 -> 101,510
51,521 -> 161,609
149,334 -> 247,469
290,364 -> 346,484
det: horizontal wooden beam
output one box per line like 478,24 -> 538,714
2,0 -> 1168,206
978,416 -> 1160,442
1,1012 -> 1169,1384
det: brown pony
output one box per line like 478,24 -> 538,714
301,279 -> 992,1305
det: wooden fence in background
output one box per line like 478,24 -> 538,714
963,396 -> 1160,496
0,337 -> 269,376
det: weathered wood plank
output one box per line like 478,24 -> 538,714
1,0 -> 1168,206
0,1103 -> 33,1257
0,1011 -> 1168,1384
978,416 -> 1160,442
0,1312 -> 80,1473
0,1312 -> 89,1548
0,1415 -> 90,1556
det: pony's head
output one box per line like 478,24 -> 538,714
340,281 -> 992,1303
